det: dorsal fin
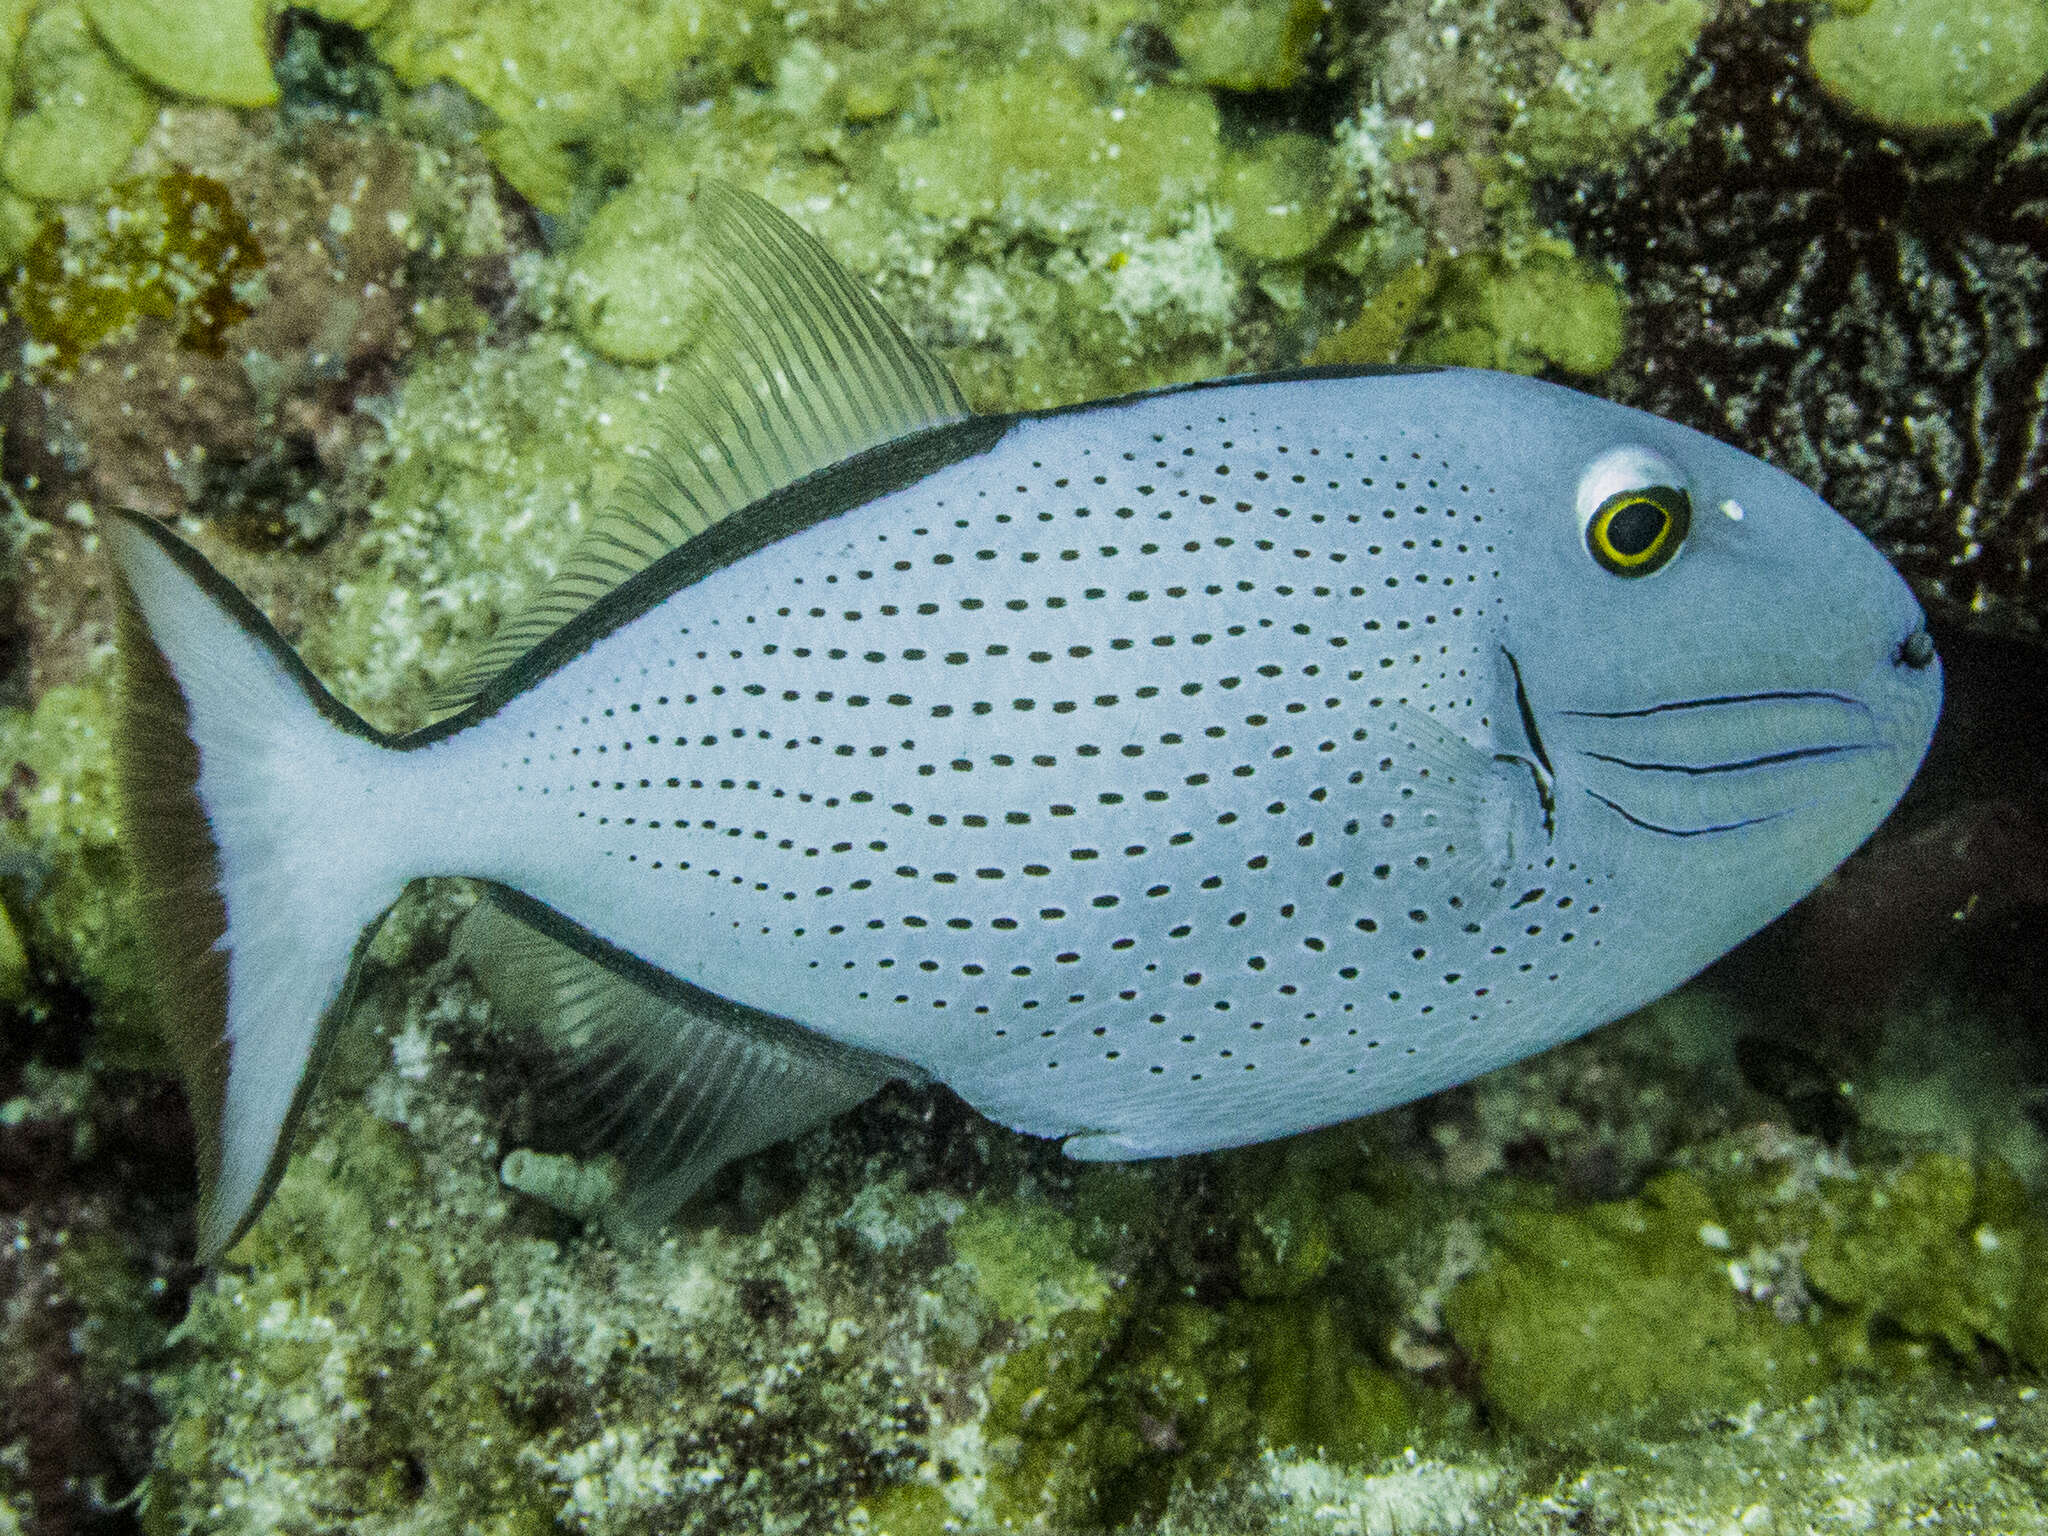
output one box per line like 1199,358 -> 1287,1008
453,890 -> 912,1233
430,178 -> 972,716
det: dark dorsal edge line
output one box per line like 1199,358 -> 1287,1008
412,363 -> 1440,747
478,883 -> 920,1080
114,364 -> 1444,755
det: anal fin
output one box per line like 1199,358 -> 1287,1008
454,889 -> 910,1232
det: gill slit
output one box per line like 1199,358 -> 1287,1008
1495,646 -> 1556,839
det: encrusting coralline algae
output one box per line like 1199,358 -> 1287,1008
2,0 -> 2046,1531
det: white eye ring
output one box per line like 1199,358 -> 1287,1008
1575,444 -> 1691,535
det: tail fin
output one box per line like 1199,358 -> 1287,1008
106,513 -> 411,1261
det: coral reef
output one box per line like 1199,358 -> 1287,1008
0,0 -> 2043,1529
1577,4 -> 2048,641
138,961 -> 2048,1533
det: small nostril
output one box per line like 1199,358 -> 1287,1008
1895,627 -> 1936,671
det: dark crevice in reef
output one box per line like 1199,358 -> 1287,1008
1713,617 -> 2048,1108
1566,5 -> 2048,643
1,982 -> 198,1536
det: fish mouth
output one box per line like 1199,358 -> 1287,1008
1895,623 -> 1937,673
1498,617 -> 1937,842
1553,685 -> 1898,841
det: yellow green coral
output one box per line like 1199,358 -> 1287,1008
363,0 -> 780,215
0,674 -> 156,1061
1507,0 -> 1708,176
0,3 -> 155,203
884,65 -> 1222,238
1808,0 -> 2048,133
1169,0 -> 1327,93
1314,246 -> 1625,379
79,0 -> 278,106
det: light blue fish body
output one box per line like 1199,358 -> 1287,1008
107,184 -> 1941,1259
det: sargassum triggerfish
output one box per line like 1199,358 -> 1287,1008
105,181 -> 1942,1261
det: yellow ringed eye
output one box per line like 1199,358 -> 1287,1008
1587,485 -> 1690,576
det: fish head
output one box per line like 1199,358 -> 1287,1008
1435,368 -> 1942,992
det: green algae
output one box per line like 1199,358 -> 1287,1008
565,175 -> 707,363
1445,1148 -> 2048,1443
949,1198 -> 1110,1330
936,211 -> 1244,409
150,1100 -> 562,1536
855,1481 -> 957,1536
1234,1168 -> 1338,1299
0,906 -> 27,1003
303,326 -> 668,729
80,0 -> 278,107
0,2 -> 156,204
9,170 -> 263,371
1485,1377 -> 2048,1535
54,1228 -> 171,1386
364,0 -> 780,216
1315,246 -> 1625,379
1405,248 -> 1625,376
0,676 -> 157,1063
146,943 -> 986,1534
1805,1153 -> 2048,1370
1506,0 -> 1707,177
979,1133 -> 1474,1529
885,65 -> 1222,239
1218,131 -> 1336,266
1445,1170 -> 1834,1439
1809,0 -> 2048,133
1169,0 -> 1327,93
0,191 -> 39,269
984,1297 -> 1368,1530
0,0 -> 30,148
300,0 -> 398,26
136,916 -> 2048,1530
288,0 -> 1675,421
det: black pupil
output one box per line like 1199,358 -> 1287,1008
1607,499 -> 1667,557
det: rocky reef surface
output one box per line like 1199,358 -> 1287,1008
2,1 -> 2046,1532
